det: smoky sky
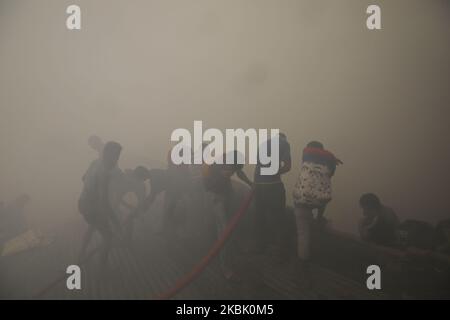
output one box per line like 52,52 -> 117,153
0,0 -> 449,233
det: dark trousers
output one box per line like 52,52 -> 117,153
254,182 -> 286,252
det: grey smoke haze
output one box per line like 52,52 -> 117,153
0,0 -> 449,233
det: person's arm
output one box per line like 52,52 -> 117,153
278,144 -> 292,175
278,158 -> 291,175
359,216 -> 378,241
359,219 -> 371,241
236,169 -> 253,188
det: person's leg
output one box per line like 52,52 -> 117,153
315,204 -> 327,227
124,219 -> 134,243
275,183 -> 289,260
263,183 -> 284,248
294,205 -> 313,261
108,208 -> 122,237
254,185 -> 268,253
96,219 -> 113,276
262,183 -> 286,261
273,183 -> 286,248
189,177 -> 206,235
162,190 -> 177,235
293,205 -> 315,289
78,224 -> 95,262
211,192 -> 233,279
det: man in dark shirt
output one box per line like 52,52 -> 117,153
253,133 -> 291,254
78,141 -> 122,270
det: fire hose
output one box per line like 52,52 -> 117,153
155,190 -> 254,300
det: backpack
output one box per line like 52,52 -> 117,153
293,162 -> 332,208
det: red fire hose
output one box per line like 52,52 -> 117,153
155,190 -> 254,300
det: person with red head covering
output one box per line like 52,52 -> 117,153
292,141 -> 342,269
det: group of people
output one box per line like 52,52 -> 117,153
359,193 -> 450,255
0,132 -> 447,298
76,133 -> 450,283
76,133 -> 345,280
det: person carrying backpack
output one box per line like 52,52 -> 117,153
293,141 -> 342,264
